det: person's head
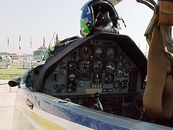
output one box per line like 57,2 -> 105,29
80,0 -> 119,37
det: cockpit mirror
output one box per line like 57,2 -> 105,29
8,78 -> 21,87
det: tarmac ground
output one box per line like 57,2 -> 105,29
0,80 -> 17,130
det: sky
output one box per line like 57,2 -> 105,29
0,0 -> 154,55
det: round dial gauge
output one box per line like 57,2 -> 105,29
117,62 -> 123,68
105,61 -> 116,73
105,74 -> 114,83
93,61 -> 103,72
79,60 -> 91,73
123,61 -> 130,70
121,80 -> 129,89
68,61 -> 77,71
116,69 -> 123,78
95,47 -> 102,58
114,80 -> 120,89
106,47 -> 115,58
93,74 -> 102,83
80,46 -> 92,59
68,73 -> 76,81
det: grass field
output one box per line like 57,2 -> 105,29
0,62 -> 29,80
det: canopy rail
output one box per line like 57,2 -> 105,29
136,0 -> 157,11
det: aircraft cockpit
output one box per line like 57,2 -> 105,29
24,32 -> 147,119
8,0 -> 173,129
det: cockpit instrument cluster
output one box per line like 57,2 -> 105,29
43,39 -> 142,117
25,33 -> 147,118
44,39 -> 141,97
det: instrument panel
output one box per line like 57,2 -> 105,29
44,39 -> 141,97
26,34 -> 146,118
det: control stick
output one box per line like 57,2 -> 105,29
94,93 -> 103,111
